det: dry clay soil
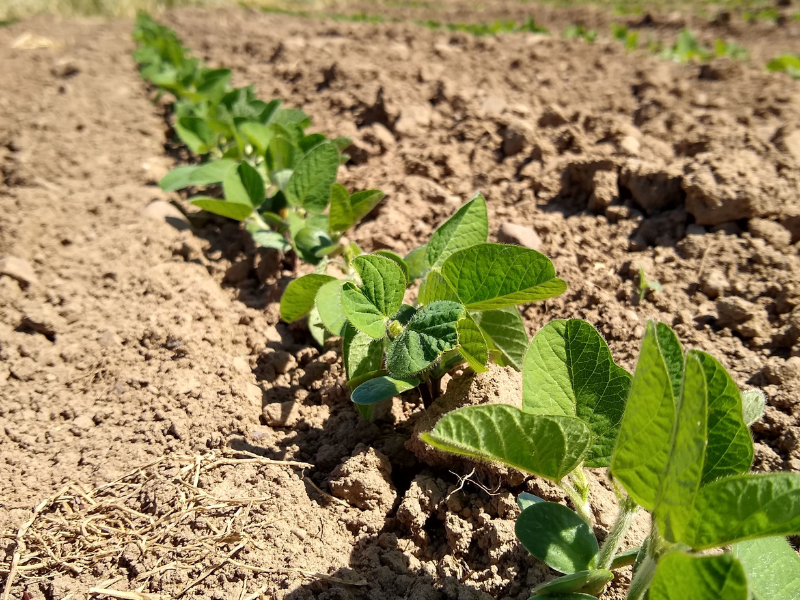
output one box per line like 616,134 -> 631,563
2,6 -> 800,600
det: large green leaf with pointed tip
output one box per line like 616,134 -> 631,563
351,375 -> 419,405
421,404 -> 591,482
655,352 -> 707,544
649,553 -> 748,600
695,351 -> 753,484
472,307 -> 528,371
523,319 -> 631,467
386,301 -> 466,377
286,141 -> 339,214
280,274 -> 336,323
610,321 -> 677,510
516,502 -> 599,574
426,193 -> 488,268
441,243 -> 566,310
732,536 -> 800,600
685,473 -> 800,549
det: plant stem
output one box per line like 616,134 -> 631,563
596,495 -> 639,570
558,478 -> 593,526
626,519 -> 674,600
418,381 -> 434,409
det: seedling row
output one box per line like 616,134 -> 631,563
133,15 -> 800,600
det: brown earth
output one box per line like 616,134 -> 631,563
1,5 -> 799,600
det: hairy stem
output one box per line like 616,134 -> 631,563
597,495 -> 639,570
626,519 -> 674,600
558,478 -> 593,526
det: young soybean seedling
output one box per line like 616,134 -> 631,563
133,14 -> 377,265
637,265 -> 661,301
279,193 -> 567,417
422,319 -> 800,599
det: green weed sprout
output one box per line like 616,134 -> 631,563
563,25 -> 598,43
767,54 -> 800,79
637,265 -> 661,301
280,193 -> 567,417
132,13 -> 381,264
422,319 -> 800,599
611,23 -> 638,51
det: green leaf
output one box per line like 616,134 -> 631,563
341,282 -> 387,340
457,315 -> 488,373
685,473 -> 800,549
352,254 -> 406,317
308,305 -> 328,347
610,547 -> 640,569
522,319 -> 631,467
190,197 -> 253,220
516,502 -> 599,574
239,122 -> 274,154
330,136 -> 352,153
418,270 -> 460,305
421,405 -> 590,481
175,116 -> 216,154
299,133 -> 327,154
528,594 -> 597,600
329,185 -> 385,232
732,536 -> 800,600
441,243 -> 566,310
517,492 -> 544,511
293,227 -> 331,266
472,307 -> 529,371
315,279 -> 347,336
742,389 -> 766,426
656,322 -> 684,400
694,351 -> 754,484
426,193 -> 489,268
404,245 -> 429,281
655,352 -> 707,544
245,222 -> 289,250
531,570 -> 613,596
279,274 -> 336,323
373,250 -> 409,284
649,553 -> 748,600
351,375 -> 420,405
386,301 -> 466,377
610,320 -> 677,510
343,323 -> 384,383
160,160 -> 238,191
223,161 -> 265,207
286,142 -> 339,214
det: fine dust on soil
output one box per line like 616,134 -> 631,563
1,5 -> 799,600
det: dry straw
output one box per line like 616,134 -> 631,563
1,448 -> 365,599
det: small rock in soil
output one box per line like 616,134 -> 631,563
716,296 -> 757,326
328,444 -> 396,512
0,256 -> 37,286
141,200 -> 191,232
699,269 -> 729,299
394,103 -> 432,136
501,120 -> 530,157
588,169 -> 618,212
748,218 -> 792,249
618,135 -> 640,156
497,222 -> 542,250
262,400 -> 302,427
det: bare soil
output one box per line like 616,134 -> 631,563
1,5 -> 799,600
